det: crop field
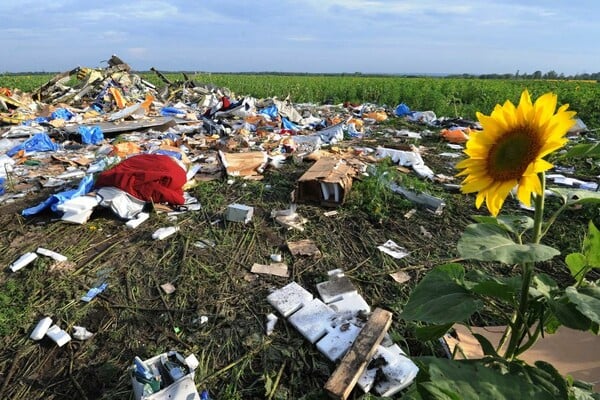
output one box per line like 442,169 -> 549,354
2,73 -> 600,129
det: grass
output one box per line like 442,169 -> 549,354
1,93 -> 599,398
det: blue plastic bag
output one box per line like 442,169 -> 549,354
259,105 -> 278,119
77,125 -> 104,145
281,117 -> 301,131
6,133 -> 59,156
22,174 -> 94,216
394,103 -> 411,117
50,108 -> 75,121
0,177 -> 4,195
22,116 -> 49,126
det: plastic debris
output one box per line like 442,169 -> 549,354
30,317 -> 53,340
81,282 -> 108,302
73,326 -> 94,341
152,226 -> 179,240
8,252 -> 38,272
377,240 -> 409,259
36,247 -> 68,262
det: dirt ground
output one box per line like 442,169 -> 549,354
0,122 -> 598,399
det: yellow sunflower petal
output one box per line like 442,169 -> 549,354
486,180 -> 515,216
516,174 -> 541,206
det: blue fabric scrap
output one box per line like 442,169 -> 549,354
22,174 -> 94,216
7,133 -> 59,156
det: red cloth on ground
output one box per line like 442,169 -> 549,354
95,154 -> 187,205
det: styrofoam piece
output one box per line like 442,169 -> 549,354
357,344 -> 419,397
9,252 -> 38,272
152,226 -> 179,240
288,298 -> 335,343
265,313 -> 278,335
46,325 -> 71,347
316,322 -> 361,362
126,212 -> 150,229
30,317 -> 53,340
267,282 -> 313,317
225,203 -> 254,224
73,326 -> 94,340
56,195 -> 100,224
316,276 -> 357,304
184,354 -> 200,371
328,292 -> 371,316
36,247 -> 67,262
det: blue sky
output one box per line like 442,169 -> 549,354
2,0 -> 598,75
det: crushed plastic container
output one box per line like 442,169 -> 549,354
131,351 -> 200,400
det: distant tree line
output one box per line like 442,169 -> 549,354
448,70 -> 600,80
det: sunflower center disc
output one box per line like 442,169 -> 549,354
488,131 -> 537,180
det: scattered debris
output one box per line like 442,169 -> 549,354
271,204 -> 307,231
160,282 -> 176,295
8,251 -> 38,272
377,240 -> 409,259
287,239 -> 322,258
250,262 -> 289,277
72,326 -> 94,341
131,351 -> 200,400
265,313 -> 278,335
152,226 -> 179,240
225,203 -> 254,224
389,271 -> 412,284
81,282 -> 108,302
296,157 -> 356,206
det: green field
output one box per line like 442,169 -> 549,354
2,73 -> 599,129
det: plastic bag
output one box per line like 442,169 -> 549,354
7,133 -> 59,156
77,125 -> 104,145
22,174 -> 94,216
50,108 -> 75,121
394,103 -> 411,117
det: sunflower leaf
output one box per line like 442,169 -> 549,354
549,188 -> 600,205
458,223 -> 560,264
472,215 -> 534,235
561,142 -> 600,159
401,264 -> 482,324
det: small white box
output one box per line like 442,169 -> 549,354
131,352 -> 200,400
225,203 -> 254,224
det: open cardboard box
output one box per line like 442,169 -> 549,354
295,157 -> 355,207
444,324 -> 600,391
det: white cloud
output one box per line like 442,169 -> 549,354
76,1 -> 179,21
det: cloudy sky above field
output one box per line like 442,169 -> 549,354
1,0 -> 598,75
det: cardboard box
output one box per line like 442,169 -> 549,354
296,157 -> 354,206
444,324 -> 600,391
219,150 -> 267,178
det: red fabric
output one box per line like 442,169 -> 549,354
95,154 -> 187,205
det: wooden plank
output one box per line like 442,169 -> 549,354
324,308 -> 393,399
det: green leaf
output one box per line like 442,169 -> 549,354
415,357 -> 556,400
550,188 -> 600,205
470,276 -> 521,303
562,142 -> 600,159
583,221 -> 600,267
472,215 -> 534,235
472,333 -> 499,357
458,223 -> 561,264
401,265 -> 482,325
566,253 -> 588,281
565,286 -> 600,325
548,296 -> 592,331
416,323 -> 454,341
530,273 -> 560,298
530,361 -> 569,399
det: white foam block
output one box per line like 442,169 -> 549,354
316,322 -> 361,362
328,292 -> 371,316
316,276 -> 357,304
357,344 -> 419,396
267,282 -> 313,317
288,298 -> 335,343
46,325 -> 72,347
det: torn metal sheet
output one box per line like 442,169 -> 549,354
389,183 -> 446,215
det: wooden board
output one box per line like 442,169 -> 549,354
324,308 -> 392,399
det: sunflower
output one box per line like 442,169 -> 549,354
456,90 -> 576,216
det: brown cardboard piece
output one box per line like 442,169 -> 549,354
219,150 -> 267,179
444,324 -> 600,391
295,157 -> 355,206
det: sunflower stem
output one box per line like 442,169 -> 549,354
504,173 -> 546,359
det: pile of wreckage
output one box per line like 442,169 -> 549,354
1,56 -> 597,399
